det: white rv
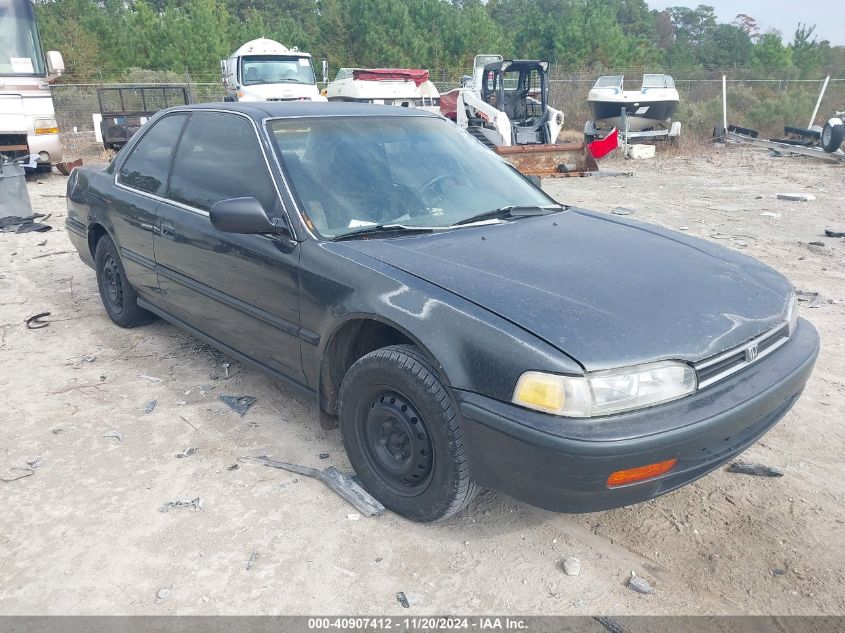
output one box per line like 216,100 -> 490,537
326,68 -> 440,113
0,0 -> 64,169
221,38 -> 327,102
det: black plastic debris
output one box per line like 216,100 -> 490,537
1,467 -> 34,482
219,395 -> 256,416
242,456 -> 385,517
396,592 -> 410,608
727,461 -> 784,477
318,453 -> 330,459
825,229 -> 845,238
227,464 -> 240,471
25,312 -> 51,329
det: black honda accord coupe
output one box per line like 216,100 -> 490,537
65,103 -> 818,522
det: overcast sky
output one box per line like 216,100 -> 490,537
647,1 -> 841,45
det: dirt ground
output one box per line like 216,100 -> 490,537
1,144 -> 843,616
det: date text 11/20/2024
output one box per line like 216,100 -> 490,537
307,617 -> 527,630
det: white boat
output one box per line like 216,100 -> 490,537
326,68 -> 440,112
586,74 -> 680,136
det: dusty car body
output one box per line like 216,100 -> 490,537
65,103 -> 819,522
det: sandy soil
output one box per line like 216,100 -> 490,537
1,145 -> 843,616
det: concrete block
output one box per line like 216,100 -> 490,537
625,144 -> 656,159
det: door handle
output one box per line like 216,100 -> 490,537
159,221 -> 175,238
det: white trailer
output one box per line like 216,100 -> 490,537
0,0 -> 64,169
221,38 -> 327,103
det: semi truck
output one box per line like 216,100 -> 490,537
1,0 -> 64,170
221,38 -> 327,102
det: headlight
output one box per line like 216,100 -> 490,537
786,290 -> 798,335
513,361 -> 697,418
34,118 -> 59,135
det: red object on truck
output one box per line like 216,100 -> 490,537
352,69 -> 430,87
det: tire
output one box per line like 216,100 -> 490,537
821,122 -> 844,153
338,344 -> 480,522
94,234 -> 155,328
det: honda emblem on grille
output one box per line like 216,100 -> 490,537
745,344 -> 759,362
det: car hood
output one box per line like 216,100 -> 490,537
338,209 -> 793,371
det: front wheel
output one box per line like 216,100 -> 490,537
338,345 -> 479,522
821,122 -> 844,153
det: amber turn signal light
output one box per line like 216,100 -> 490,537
607,458 -> 678,487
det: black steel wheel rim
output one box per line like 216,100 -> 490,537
102,254 -> 124,312
358,388 -> 434,496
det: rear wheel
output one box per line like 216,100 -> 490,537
95,235 -> 155,328
338,344 -> 479,522
821,122 -> 844,153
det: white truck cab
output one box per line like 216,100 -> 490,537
221,38 -> 327,102
1,0 -> 64,168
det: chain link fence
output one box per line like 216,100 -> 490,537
52,72 -> 845,148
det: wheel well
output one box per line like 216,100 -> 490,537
87,223 -> 107,259
320,319 -> 418,415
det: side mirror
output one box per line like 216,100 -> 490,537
321,59 -> 329,84
210,197 -> 287,235
46,51 -> 64,78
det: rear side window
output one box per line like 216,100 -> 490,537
117,114 -> 187,195
168,112 -> 278,213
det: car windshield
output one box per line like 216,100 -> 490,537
267,115 -> 554,238
0,0 -> 46,76
241,55 -> 315,86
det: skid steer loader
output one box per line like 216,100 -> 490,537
441,55 -> 615,177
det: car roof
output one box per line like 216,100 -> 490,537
164,101 -> 440,121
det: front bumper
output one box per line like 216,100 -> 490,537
27,132 -> 62,164
456,319 -> 819,513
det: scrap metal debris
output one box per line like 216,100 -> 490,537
1,467 -> 35,482
143,400 -> 157,413
56,159 -> 83,176
727,461 -> 784,477
159,497 -> 203,513
796,290 -> 824,308
318,453 -> 330,460
777,193 -> 815,202
138,374 -> 163,383
627,572 -> 654,595
25,312 -> 51,329
396,592 -> 410,608
175,447 -> 197,459
241,456 -> 385,517
825,229 -> 845,238
101,430 -> 123,441
227,464 -> 240,471
562,557 -> 581,576
219,395 -> 256,416
246,551 -> 259,570
26,457 -> 43,470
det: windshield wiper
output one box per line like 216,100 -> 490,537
451,204 -> 564,227
332,224 -> 436,241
